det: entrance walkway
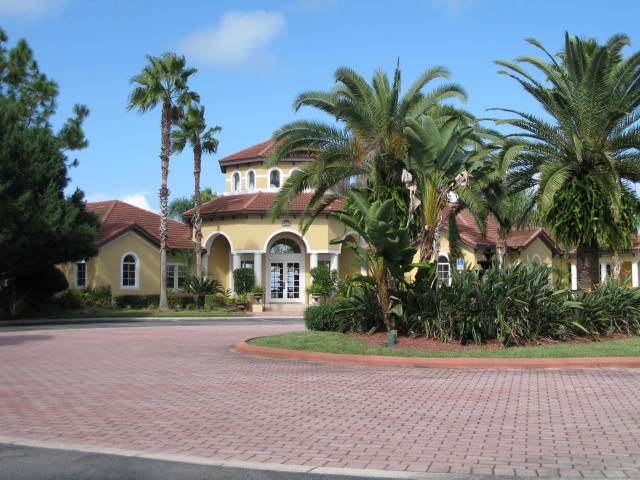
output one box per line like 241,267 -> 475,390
1,324 -> 639,478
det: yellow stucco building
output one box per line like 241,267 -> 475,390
62,139 -> 640,306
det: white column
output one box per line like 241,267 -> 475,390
600,263 -> 607,283
632,261 -> 639,288
330,252 -> 339,273
571,262 -> 578,290
310,253 -> 318,270
232,253 -> 241,294
253,253 -> 262,287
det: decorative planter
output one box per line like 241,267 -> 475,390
310,293 -> 323,305
253,293 -> 263,304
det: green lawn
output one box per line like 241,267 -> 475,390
60,309 -> 245,318
249,331 -> 640,358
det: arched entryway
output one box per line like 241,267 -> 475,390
266,234 -> 306,304
204,233 -> 232,290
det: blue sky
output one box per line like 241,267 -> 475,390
1,0 -> 639,211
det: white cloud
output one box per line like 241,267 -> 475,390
0,0 -> 68,17
180,10 -> 286,69
87,193 -> 156,213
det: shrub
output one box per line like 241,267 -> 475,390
80,285 -> 112,308
168,292 -> 196,309
186,275 -> 222,307
114,294 -> 159,309
571,280 -> 640,336
304,303 -> 340,331
232,268 -> 254,296
204,293 -> 228,309
14,265 -> 69,301
308,266 -> 337,296
56,289 -> 84,310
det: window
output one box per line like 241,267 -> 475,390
269,169 -> 280,188
232,172 -> 240,191
318,260 -> 330,269
269,238 -> 301,254
74,261 -> 87,288
241,260 -> 254,270
122,253 -> 138,288
247,171 -> 255,190
166,264 -> 187,290
437,255 -> 450,285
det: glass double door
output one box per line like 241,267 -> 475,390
268,255 -> 303,303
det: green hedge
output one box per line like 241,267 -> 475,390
232,268 -> 254,296
304,304 -> 341,331
114,294 -> 159,309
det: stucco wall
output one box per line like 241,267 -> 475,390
61,231 -> 183,296
224,161 -> 306,193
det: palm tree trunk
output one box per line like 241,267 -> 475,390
496,232 -> 507,267
193,143 -> 203,279
576,243 -> 599,289
158,95 -> 172,310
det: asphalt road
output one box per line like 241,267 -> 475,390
0,316 -> 302,332
0,443 -> 495,480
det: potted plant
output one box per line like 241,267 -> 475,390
307,265 -> 337,305
235,293 -> 249,311
251,286 -> 264,303
306,283 -> 325,305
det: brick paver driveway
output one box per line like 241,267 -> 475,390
1,324 -> 640,478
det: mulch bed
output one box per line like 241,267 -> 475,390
348,332 -> 631,351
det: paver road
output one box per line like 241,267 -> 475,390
1,323 -> 639,478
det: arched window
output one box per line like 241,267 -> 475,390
269,238 -> 301,254
232,172 -> 240,192
122,253 -> 138,288
437,255 -> 450,285
269,169 -> 280,188
247,171 -> 255,190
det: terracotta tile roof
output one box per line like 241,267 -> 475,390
218,139 -> 314,169
183,192 -> 343,218
219,140 -> 276,165
441,203 -> 560,252
86,200 -> 195,251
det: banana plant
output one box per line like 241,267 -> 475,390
330,189 -> 415,331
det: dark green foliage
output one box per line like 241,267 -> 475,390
333,279 -> 383,333
571,281 -> 640,337
545,177 -> 640,251
308,266 -> 338,295
56,285 -> 112,310
186,275 -> 222,307
232,268 -> 254,296
304,304 -> 341,331
0,29 -> 98,317
114,295 -> 160,309
168,292 -> 196,309
204,293 -> 229,309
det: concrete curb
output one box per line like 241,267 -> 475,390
0,435 -> 596,480
235,339 -> 640,369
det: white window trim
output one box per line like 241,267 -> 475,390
268,168 -> 283,190
246,169 -> 256,191
120,251 -> 140,290
73,260 -> 87,289
437,253 -> 451,286
231,171 -> 241,192
166,263 -> 187,290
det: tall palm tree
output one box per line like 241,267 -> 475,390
268,64 -> 471,230
128,53 -> 198,309
402,115 -> 496,262
172,104 -> 221,278
494,33 -> 640,288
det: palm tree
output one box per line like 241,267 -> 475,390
128,53 -> 198,309
268,64 -> 471,229
168,187 -> 217,220
172,105 -> 220,278
494,33 -> 640,288
402,115 -> 496,262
